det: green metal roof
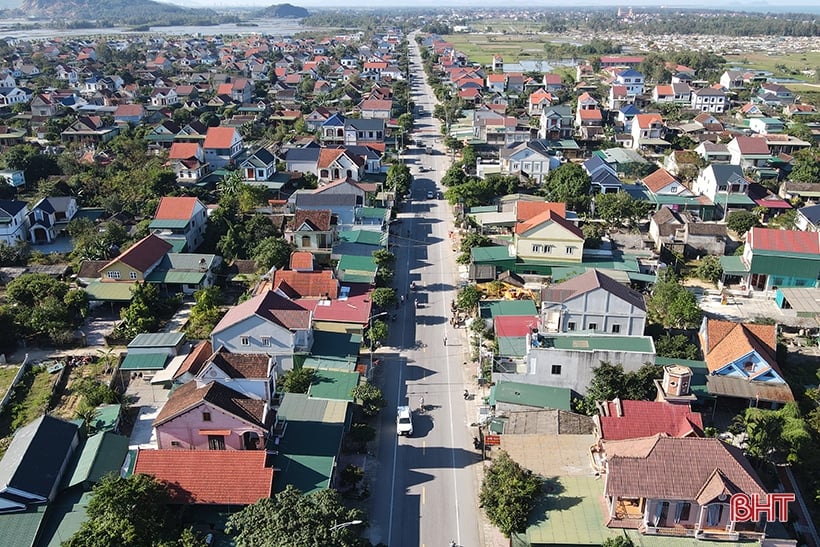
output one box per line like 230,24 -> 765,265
144,270 -> 205,284
40,489 -> 92,547
750,253 -> 820,279
128,332 -> 184,348
148,219 -> 189,229
339,272 -> 375,283
719,255 -> 748,275
89,404 -> 121,433
498,336 -> 528,358
468,206 -> 498,214
119,352 -> 169,371
489,380 -> 571,411
0,504 -> 47,547
721,193 -> 756,206
356,207 -> 389,220
337,254 -> 377,273
536,334 -> 655,353
480,300 -> 538,319
471,245 -> 514,264
67,431 -> 129,488
308,369 -> 360,401
337,229 -> 387,246
83,280 -> 134,302
162,238 -> 187,253
73,208 -> 107,222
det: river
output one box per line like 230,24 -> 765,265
0,18 -> 309,40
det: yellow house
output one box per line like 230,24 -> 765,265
514,210 -> 584,263
99,234 -> 173,282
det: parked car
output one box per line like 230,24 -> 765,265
397,406 -> 413,436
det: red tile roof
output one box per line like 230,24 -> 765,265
604,435 -> 766,502
154,196 -> 201,220
634,113 -> 662,128
494,315 -> 539,338
289,251 -> 315,271
515,201 -> 566,223
289,209 -> 333,232
700,319 -> 779,375
168,142 -> 201,160
153,380 -> 268,429
203,126 -> 238,149
748,227 -> 820,254
174,340 -> 212,379
641,168 -> 678,193
598,400 -> 703,441
273,269 -> 338,299
134,449 -> 272,505
515,210 -> 583,238
102,233 -> 172,273
306,283 -> 372,324
211,290 -> 312,334
733,135 -> 770,155
579,109 -> 602,121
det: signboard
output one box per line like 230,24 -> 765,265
484,435 -> 501,446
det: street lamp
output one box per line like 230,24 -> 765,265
329,519 -> 363,532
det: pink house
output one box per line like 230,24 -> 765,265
153,380 -> 270,451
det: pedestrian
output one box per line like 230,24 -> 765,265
444,336 -> 447,346
400,295 -> 405,304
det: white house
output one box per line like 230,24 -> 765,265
0,199 -> 29,246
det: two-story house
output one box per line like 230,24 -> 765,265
61,116 -> 120,144
528,89 -> 555,117
691,164 -> 751,211
27,196 -> 78,244
499,140 -> 563,185
641,168 -> 693,197
98,233 -> 173,283
690,87 -> 729,113
719,70 -> 745,90
168,142 -> 208,183
344,118 -> 385,146
540,269 -> 646,335
317,148 -> 365,184
538,105 -> 573,140
733,227 -> 820,291
239,147 -> 277,184
210,290 -> 314,371
0,199 -> 29,246
630,113 -> 666,151
514,209 -> 585,264
149,196 -> 208,252
203,126 -> 243,168
614,68 -> 644,96
583,156 -> 622,194
757,83 -> 794,106
727,136 -> 771,170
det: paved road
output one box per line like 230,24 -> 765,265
366,35 -> 482,547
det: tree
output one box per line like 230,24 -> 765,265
479,450 -> 542,537
66,474 -> 177,547
253,237 -> 294,271
186,287 -> 223,340
654,333 -> 699,360
348,423 -> 376,452
5,273 -> 88,344
283,367 -> 314,393
226,485 -> 366,547
577,362 -> 662,415
365,319 -> 388,349
646,272 -> 702,329
602,538 -> 635,547
370,287 -> 397,310
726,210 -> 761,236
737,403 -> 811,465
594,192 -> 653,227
386,163 -> 412,197
120,282 -> 165,335
695,255 -> 723,285
456,284 -> 481,312
541,163 -> 591,214
789,149 -> 820,184
351,383 -> 386,416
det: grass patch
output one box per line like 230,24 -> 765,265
0,366 -> 20,401
0,365 -> 57,459
444,33 -> 561,66
724,51 -> 820,77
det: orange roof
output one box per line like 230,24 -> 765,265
173,340 -> 212,380
515,201 -> 566,222
317,148 -> 344,169
102,233 -> 172,273
154,196 -> 201,220
134,449 -> 272,505
529,90 -> 553,104
701,319 -> 778,374
579,109 -> 602,120
216,82 -> 232,95
289,251 -> 314,271
634,113 -> 663,128
168,142 -> 200,160
487,74 -> 506,82
273,269 -> 339,299
203,126 -> 238,149
655,85 -> 673,96
515,210 -> 583,238
641,168 -> 678,193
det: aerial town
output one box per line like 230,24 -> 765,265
0,4 -> 819,547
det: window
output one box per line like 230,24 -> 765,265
566,246 -> 575,255
171,441 -> 181,447
544,245 -> 553,254
262,337 -> 271,347
551,365 -> 562,375
670,185 -> 678,193
611,324 -> 621,334
129,272 -> 138,280
208,435 -> 225,450
202,412 -> 211,422
531,244 -> 542,253
588,323 -> 598,330
106,270 -> 121,279
567,322 -> 576,331
240,336 -> 250,346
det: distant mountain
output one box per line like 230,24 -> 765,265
17,0 -> 221,24
255,3 -> 308,18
